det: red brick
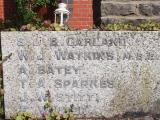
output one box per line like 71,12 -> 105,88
74,0 -> 92,5
68,0 -> 93,29
0,0 -> 16,20
0,0 -> 4,20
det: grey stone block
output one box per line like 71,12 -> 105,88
139,4 -> 160,16
1,31 -> 160,119
101,17 -> 160,25
139,4 -> 154,16
152,4 -> 160,15
101,3 -> 137,16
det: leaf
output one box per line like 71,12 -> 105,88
24,112 -> 32,118
10,28 -> 17,31
63,113 -> 69,119
16,116 -> 25,120
46,116 -> 52,120
31,27 -> 37,31
53,23 -> 59,28
56,115 -> 61,120
69,112 -> 74,117
55,26 -> 61,31
51,111 -> 59,117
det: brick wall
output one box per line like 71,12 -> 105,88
67,0 -> 93,29
0,0 -> 4,20
0,0 -> 16,21
101,0 -> 160,25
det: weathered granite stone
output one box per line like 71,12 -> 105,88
100,1 -> 160,25
101,3 -> 137,16
101,17 -> 160,25
139,4 -> 154,16
134,116 -> 154,120
1,31 -> 160,119
152,4 -> 160,15
139,4 -> 160,16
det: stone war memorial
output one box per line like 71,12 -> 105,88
1,31 -> 160,119
0,0 -> 160,119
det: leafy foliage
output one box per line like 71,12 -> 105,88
1,20 -> 160,31
9,90 -> 74,120
43,90 -> 74,120
1,20 -> 70,31
14,0 -> 37,24
11,112 -> 33,120
20,22 -> 69,31
105,22 -> 160,31
34,0 -> 60,8
44,105 -> 74,120
14,0 -> 59,25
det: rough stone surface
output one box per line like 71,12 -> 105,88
139,4 -> 154,16
101,1 -> 160,24
101,3 -> 137,16
101,17 -> 160,25
1,31 -> 160,119
139,4 -> 160,16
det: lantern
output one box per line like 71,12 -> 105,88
54,3 -> 70,26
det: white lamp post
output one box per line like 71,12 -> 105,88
54,3 -> 70,26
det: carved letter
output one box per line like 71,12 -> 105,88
37,65 -> 46,74
50,38 -> 58,46
54,79 -> 62,88
18,50 -> 28,61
